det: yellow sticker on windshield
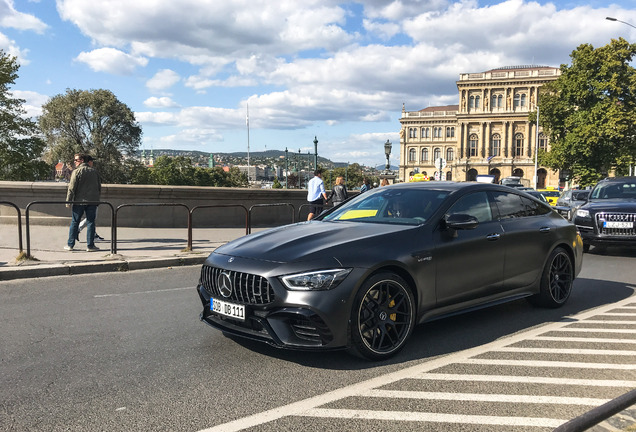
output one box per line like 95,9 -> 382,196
339,209 -> 378,220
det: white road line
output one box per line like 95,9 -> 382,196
94,286 -> 192,298
493,347 -> 636,356
362,389 -> 607,405
413,373 -> 636,387
296,408 -> 566,428
532,336 -> 636,344
550,328 -> 636,334
600,313 -> 636,317
463,359 -> 636,369
573,320 -> 636,324
197,293 -> 636,432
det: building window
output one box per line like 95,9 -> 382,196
469,96 -> 475,108
446,147 -> 454,161
538,133 -> 548,151
491,94 -> 498,108
521,94 -> 526,107
491,134 -> 501,157
446,127 -> 455,138
514,94 -> 520,107
422,148 -> 429,162
409,128 -> 417,138
421,127 -> 430,138
446,171 -> 452,181
408,148 -> 416,162
475,95 -> 480,108
469,134 -> 478,157
514,133 -> 524,157
433,147 -> 441,161
433,127 -> 443,138
497,95 -> 503,107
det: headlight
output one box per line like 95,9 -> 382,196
576,209 -> 590,218
280,269 -> 352,291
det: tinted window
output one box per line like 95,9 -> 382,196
447,192 -> 492,223
521,196 -> 551,216
491,191 -> 526,219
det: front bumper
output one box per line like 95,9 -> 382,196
198,284 -> 341,349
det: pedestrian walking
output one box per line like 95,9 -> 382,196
360,178 -> 370,193
328,176 -> 348,207
306,168 -> 328,220
65,153 -> 101,252
77,155 -> 104,241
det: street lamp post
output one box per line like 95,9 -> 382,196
384,139 -> 392,173
606,17 -> 636,175
313,136 -> 318,171
284,147 -> 288,189
606,16 -> 636,29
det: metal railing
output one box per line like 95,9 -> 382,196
0,201 -> 23,253
5,200 -> 310,258
25,201 -> 115,257
189,204 -> 249,250
249,203 -> 295,234
553,388 -> 636,432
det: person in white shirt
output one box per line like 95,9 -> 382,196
306,169 -> 328,220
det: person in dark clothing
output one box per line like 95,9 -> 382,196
328,176 -> 348,207
64,153 -> 101,252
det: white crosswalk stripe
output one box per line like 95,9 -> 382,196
199,296 -> 636,432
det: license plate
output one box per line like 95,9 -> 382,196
210,297 -> 245,321
604,221 -> 633,229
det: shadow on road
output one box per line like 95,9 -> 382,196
220,278 -> 635,370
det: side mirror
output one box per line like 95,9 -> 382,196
444,213 -> 479,230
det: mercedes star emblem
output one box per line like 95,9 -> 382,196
217,272 -> 233,298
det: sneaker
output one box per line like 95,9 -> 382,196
86,245 -> 100,252
95,233 -> 104,240
64,245 -> 73,251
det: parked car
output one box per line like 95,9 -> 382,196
537,188 -> 561,206
573,177 -> 636,252
196,182 -> 583,360
556,190 -> 590,220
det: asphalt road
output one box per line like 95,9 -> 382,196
1,247 -> 635,432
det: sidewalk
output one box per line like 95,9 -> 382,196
0,224 -> 250,280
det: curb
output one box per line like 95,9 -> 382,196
0,255 -> 207,281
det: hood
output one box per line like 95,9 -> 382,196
582,200 -> 636,212
213,220 -> 415,264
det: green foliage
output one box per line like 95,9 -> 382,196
0,50 -> 51,181
538,38 -> 636,186
39,88 -> 142,183
323,163 -> 376,190
272,177 -> 282,189
128,155 -> 250,187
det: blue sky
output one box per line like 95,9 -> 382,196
2,0 -> 635,166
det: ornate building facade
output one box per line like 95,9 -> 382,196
399,66 -> 562,188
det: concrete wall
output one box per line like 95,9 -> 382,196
0,181 -> 324,228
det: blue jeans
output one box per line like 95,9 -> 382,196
68,205 -> 97,248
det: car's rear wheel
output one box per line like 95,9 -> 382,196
529,247 -> 573,308
349,272 -> 415,360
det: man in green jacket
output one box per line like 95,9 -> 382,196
65,153 -> 102,251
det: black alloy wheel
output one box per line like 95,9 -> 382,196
530,247 -> 574,308
350,272 -> 415,360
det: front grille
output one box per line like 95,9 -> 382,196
200,265 -> 275,305
596,212 -> 636,236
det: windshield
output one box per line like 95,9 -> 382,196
321,188 -> 450,225
590,180 -> 636,200
540,190 -> 560,197
571,191 -> 589,201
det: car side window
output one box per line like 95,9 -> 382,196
491,191 -> 526,219
521,196 -> 551,216
447,192 -> 492,223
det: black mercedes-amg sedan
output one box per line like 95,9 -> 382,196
197,181 -> 583,360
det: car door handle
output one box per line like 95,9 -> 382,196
486,233 -> 501,241
539,227 -> 551,233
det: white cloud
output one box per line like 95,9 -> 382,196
0,32 -> 29,63
0,0 -> 47,32
75,48 -> 148,75
143,97 -> 181,108
146,69 -> 180,92
10,90 -> 49,118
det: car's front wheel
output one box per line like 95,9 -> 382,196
529,247 -> 573,308
349,272 -> 415,361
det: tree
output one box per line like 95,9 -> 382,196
39,88 -> 142,183
538,38 -> 636,186
0,50 -> 50,181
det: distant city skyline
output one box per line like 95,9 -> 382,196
2,0 -> 635,167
